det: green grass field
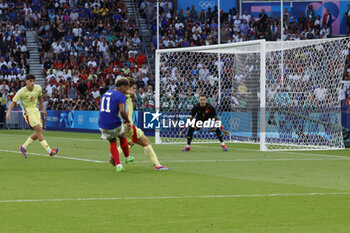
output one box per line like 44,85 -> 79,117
1,129 -> 350,233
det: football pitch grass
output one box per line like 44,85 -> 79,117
0,130 -> 350,233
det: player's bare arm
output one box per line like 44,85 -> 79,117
126,89 -> 137,98
5,102 -> 16,121
119,103 -> 132,129
38,95 -> 47,118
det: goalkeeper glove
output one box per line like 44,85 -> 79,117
221,126 -> 231,136
179,127 -> 187,136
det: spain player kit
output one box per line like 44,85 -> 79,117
13,84 -> 43,128
122,94 -> 144,143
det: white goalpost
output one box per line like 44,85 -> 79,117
155,38 -> 350,151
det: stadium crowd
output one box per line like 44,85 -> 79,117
141,1 -> 335,49
0,0 -> 155,114
0,0 -> 350,116
0,1 -> 31,117
139,0 -> 350,110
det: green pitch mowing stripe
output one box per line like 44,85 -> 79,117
1,148 -> 350,165
1,192 -> 350,203
0,129 -> 350,233
1,195 -> 350,233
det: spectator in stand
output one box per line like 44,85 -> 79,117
32,10 -> 41,29
314,15 -> 322,30
306,27 -> 315,39
136,87 -> 144,109
136,50 -> 146,65
90,86 -> 100,100
283,8 -> 290,24
24,9 -> 31,29
5,95 -> 12,109
320,24 -> 330,38
143,99 -> 154,111
77,79 -> 88,98
136,75 -> 145,90
242,10 -> 251,24
67,80 -> 77,100
258,9 -> 268,30
346,94 -> 350,112
18,69 -> 26,81
306,4 -> 316,22
147,74 -> 155,90
323,9 -> 332,34
233,14 -> 242,32
99,82 -> 108,97
344,4 -> 350,35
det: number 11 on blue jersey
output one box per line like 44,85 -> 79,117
101,96 -> 111,112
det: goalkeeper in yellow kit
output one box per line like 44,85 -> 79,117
110,77 -> 169,170
6,74 -> 58,158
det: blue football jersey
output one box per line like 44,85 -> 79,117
98,90 -> 126,129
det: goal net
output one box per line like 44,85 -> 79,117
155,38 -> 349,151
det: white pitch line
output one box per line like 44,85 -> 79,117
0,192 -> 350,203
0,149 -> 106,164
0,133 -> 102,142
1,149 -> 349,165
1,133 -> 349,160
154,158 -> 350,163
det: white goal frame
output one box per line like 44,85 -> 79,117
155,39 -> 347,151
155,40 -> 267,149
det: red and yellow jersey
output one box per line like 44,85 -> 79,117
125,94 -> 134,124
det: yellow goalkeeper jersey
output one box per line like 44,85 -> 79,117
13,85 -> 42,113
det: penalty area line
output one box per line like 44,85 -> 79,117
1,192 -> 350,203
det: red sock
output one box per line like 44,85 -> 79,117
120,138 -> 129,158
110,142 -> 120,165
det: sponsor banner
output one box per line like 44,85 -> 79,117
46,111 -> 98,130
46,110 -> 141,132
44,110 -> 350,138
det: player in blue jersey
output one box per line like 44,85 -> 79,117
98,78 -> 132,172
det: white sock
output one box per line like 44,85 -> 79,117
221,142 -> 225,146
116,164 -> 123,168
155,163 -> 161,167
187,145 -> 191,147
